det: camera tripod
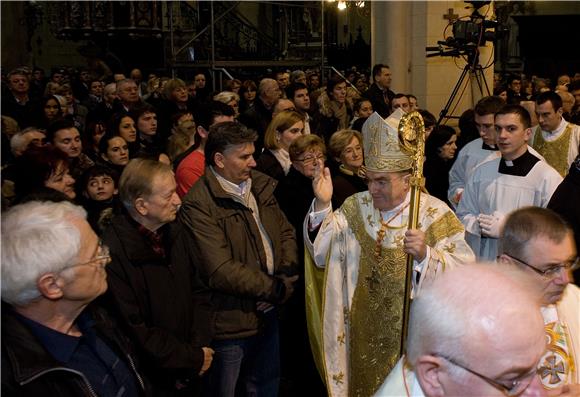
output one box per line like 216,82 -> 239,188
437,50 -> 491,125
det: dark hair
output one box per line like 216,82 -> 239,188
194,101 -> 234,131
393,93 -> 407,100
495,104 -> 532,129
499,207 -> 571,260
536,91 -> 563,111
418,109 -> 437,129
351,117 -> 367,132
353,98 -> 371,113
508,75 -> 521,85
98,131 -> 125,157
129,103 -> 157,123
240,80 -> 257,95
14,145 -> 70,196
474,96 -> 506,116
286,82 -> 308,101
426,125 -> 456,158
372,64 -> 390,80
108,112 -> 133,136
493,85 -> 508,97
80,164 -> 119,190
205,122 -> 257,166
41,95 -> 63,122
45,118 -> 75,144
325,75 -> 347,97
568,80 -> 580,92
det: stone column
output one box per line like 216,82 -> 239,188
371,1 -> 412,93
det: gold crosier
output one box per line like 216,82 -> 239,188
397,111 -> 426,358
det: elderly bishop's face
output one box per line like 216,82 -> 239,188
366,170 -> 410,211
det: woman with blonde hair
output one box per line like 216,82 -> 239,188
256,110 -> 305,181
213,91 -> 240,118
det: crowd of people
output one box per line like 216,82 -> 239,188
1,61 -> 580,397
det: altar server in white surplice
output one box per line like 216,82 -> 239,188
448,96 -> 504,208
457,104 -> 562,261
304,110 -> 474,397
449,96 -> 545,209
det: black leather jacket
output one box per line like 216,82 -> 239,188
1,304 -> 148,397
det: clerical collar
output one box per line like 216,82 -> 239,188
498,150 -> 540,176
481,142 -> 498,151
542,117 -> 567,135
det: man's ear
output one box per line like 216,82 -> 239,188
134,197 -> 148,217
214,152 -> 225,169
197,126 -> 208,139
37,273 -> 64,301
524,127 -> 532,142
415,355 -> 446,397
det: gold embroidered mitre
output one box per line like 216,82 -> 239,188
362,109 -> 413,172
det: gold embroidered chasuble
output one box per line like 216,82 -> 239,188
533,125 -> 573,177
309,191 -> 474,397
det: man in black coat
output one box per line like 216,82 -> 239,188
363,64 -> 395,118
2,200 -> 147,397
102,159 -> 214,396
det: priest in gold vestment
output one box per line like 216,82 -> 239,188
304,110 -> 475,397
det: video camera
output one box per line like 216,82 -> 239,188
427,0 -> 508,57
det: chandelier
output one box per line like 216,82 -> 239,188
326,0 -> 366,11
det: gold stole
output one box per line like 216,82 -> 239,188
533,125 -> 572,177
342,197 -> 464,397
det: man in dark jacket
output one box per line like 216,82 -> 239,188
102,158 -> 214,396
363,63 -> 395,117
1,200 -> 146,397
179,122 -> 298,397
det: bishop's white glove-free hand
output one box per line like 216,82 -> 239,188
478,211 -> 505,238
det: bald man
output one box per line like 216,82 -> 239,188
375,264 -> 547,397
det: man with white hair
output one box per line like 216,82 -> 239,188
374,264 -> 547,396
498,207 -> 580,395
1,200 -> 146,396
9,127 -> 46,157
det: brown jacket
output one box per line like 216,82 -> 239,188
178,168 -> 298,340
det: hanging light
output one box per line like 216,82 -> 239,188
355,1 -> 365,7
337,1 -> 347,10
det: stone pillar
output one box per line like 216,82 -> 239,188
371,1 -> 412,93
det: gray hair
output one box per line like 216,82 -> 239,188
116,79 -> 137,95
1,201 -> 87,306
10,127 -> 44,156
258,78 -> 277,95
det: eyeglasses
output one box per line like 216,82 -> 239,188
434,354 -> 537,396
295,154 -> 326,166
503,253 -> 579,278
62,240 -> 111,272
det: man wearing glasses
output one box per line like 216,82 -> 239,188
498,206 -> 580,395
375,264 -> 547,396
1,200 -> 146,396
